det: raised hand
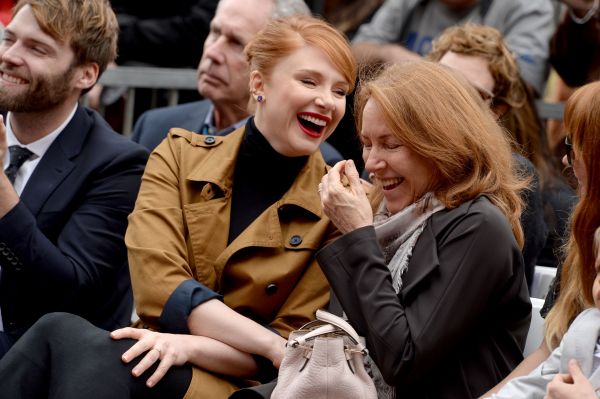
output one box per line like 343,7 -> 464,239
319,159 -> 373,234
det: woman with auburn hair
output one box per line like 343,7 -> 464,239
486,225 -> 600,399
545,81 -> 600,348
485,81 -> 600,397
317,61 -> 531,398
0,15 -> 357,399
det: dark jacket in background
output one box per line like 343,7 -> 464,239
514,153 -> 547,287
550,10 -> 600,87
111,0 -> 218,68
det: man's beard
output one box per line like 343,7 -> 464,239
0,63 -> 76,112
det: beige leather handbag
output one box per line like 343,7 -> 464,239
271,309 -> 377,399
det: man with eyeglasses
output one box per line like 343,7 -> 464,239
429,23 -> 578,289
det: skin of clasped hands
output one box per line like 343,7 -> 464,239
319,159 -> 373,233
544,359 -> 598,399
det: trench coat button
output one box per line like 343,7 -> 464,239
265,283 -> 278,295
204,136 -> 216,145
289,235 -> 302,246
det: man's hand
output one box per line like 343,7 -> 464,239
0,115 -> 20,218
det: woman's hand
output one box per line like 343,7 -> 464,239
320,160 -> 373,233
544,359 -> 597,399
111,327 -> 195,388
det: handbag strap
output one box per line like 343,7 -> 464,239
316,309 -> 363,347
289,310 -> 367,354
290,324 -> 338,347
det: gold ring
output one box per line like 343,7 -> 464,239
153,347 -> 162,355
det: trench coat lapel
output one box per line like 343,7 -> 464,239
185,127 -> 242,196
216,149 -> 328,266
184,127 -> 329,282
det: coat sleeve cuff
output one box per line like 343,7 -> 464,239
316,225 -> 379,267
159,279 -> 222,333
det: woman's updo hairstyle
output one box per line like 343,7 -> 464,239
244,15 -> 356,93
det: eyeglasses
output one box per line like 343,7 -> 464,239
565,136 -> 574,166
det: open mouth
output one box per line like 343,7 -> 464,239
378,177 -> 404,191
0,71 -> 28,85
297,112 -> 330,138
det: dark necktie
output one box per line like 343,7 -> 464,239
4,145 -> 34,184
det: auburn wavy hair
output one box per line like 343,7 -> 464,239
544,81 -> 600,348
355,61 -> 526,247
244,14 -> 357,95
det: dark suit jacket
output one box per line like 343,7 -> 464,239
0,106 -> 149,341
317,196 -> 531,399
131,99 -> 344,166
512,153 -> 547,288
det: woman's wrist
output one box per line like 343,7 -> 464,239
266,334 -> 286,368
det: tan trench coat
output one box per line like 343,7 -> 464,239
125,127 -> 338,398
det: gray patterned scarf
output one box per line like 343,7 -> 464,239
366,192 -> 445,398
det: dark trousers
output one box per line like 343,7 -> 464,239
0,313 -> 192,399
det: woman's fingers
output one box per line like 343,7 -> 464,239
318,160 -> 373,233
110,328 -> 185,387
111,328 -> 156,364
131,347 -> 162,379
111,326 -> 145,340
146,351 -> 176,387
344,160 -> 365,195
